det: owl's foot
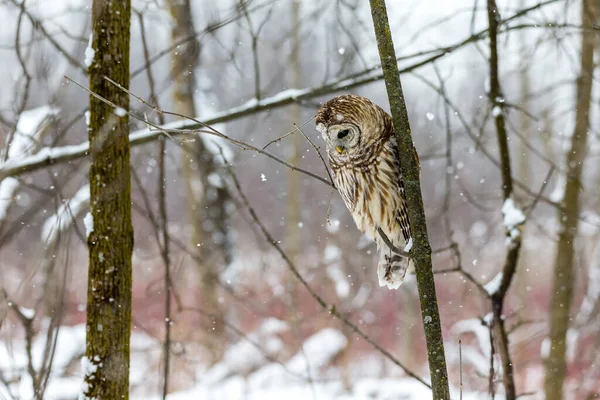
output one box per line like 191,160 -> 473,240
377,253 -> 411,290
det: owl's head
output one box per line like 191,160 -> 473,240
315,94 -> 393,162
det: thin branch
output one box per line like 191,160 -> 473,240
130,0 -> 278,78
6,0 -> 88,73
487,317 -> 496,399
224,159 -> 431,389
137,11 -> 173,399
486,1 -> 523,397
3,291 -> 40,399
3,0 -> 32,163
295,123 -> 334,185
459,339 -> 463,400
262,116 -> 314,150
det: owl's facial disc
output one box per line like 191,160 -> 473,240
327,124 -> 359,156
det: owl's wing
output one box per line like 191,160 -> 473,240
390,139 -> 412,243
397,179 -> 412,243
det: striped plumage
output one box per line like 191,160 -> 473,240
316,94 -> 413,289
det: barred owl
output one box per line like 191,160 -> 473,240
316,94 -> 413,290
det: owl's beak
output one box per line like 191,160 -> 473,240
336,145 -> 344,154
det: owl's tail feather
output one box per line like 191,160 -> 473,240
377,243 -> 413,290
375,227 -> 413,290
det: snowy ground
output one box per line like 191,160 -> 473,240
0,320 -> 485,400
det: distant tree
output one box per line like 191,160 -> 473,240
168,0 -> 227,363
544,1 -> 598,398
82,0 -> 134,398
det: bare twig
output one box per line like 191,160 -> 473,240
262,117 -> 314,150
137,12 -> 173,398
130,0 -> 278,78
295,123 -> 334,185
3,0 -> 32,164
6,0 -> 88,73
486,1 -> 520,397
239,0 -> 274,100
62,75 -> 334,188
3,291 -> 41,399
459,339 -> 463,400
224,160 -> 431,389
486,317 -> 496,399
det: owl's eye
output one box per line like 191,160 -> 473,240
337,129 -> 350,139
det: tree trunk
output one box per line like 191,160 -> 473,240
544,1 -> 598,399
83,1 -> 133,398
168,0 -> 227,364
368,1 -> 450,398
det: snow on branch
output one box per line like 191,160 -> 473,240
8,105 -> 60,159
0,5 -> 553,183
0,177 -> 19,223
41,184 -> 90,243
484,271 -> 504,295
0,106 -> 60,224
501,197 -> 526,245
0,68 -> 385,180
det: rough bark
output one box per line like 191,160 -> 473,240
368,1 -> 450,398
544,1 -> 598,398
168,0 -> 227,363
83,1 -> 133,399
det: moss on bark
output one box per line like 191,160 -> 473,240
368,1 -> 450,399
83,1 -> 133,398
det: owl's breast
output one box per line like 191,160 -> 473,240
333,150 -> 402,241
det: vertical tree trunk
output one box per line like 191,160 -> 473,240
168,0 -> 226,363
368,1 -> 450,398
544,1 -> 598,399
83,1 -> 133,398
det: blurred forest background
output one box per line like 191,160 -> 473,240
0,0 -> 599,399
